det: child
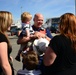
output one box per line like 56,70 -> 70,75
17,50 -> 41,75
33,38 -> 49,70
15,12 -> 34,61
33,38 -> 49,56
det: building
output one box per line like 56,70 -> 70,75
11,20 -> 21,28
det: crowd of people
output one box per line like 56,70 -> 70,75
0,10 -> 76,75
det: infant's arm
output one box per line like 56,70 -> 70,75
26,29 -> 30,37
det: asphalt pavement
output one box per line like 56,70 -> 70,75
9,33 -> 58,75
9,35 -> 22,75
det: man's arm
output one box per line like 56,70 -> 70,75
17,36 -> 30,44
46,28 -> 53,39
17,27 -> 32,44
34,31 -> 51,41
17,31 -> 51,45
45,35 -> 51,41
17,34 -> 37,44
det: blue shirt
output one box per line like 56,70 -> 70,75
32,25 -> 53,70
32,25 -> 53,38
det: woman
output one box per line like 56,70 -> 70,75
0,11 -> 14,75
43,13 -> 76,75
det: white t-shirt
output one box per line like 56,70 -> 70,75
21,23 -> 34,36
17,68 -> 41,75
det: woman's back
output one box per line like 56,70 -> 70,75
42,35 -> 76,75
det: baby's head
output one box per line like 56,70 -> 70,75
21,12 -> 32,24
33,38 -> 49,56
22,50 -> 39,70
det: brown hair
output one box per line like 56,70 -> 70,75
22,50 -> 39,70
59,13 -> 76,51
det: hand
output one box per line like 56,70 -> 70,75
10,56 -> 13,62
34,31 -> 46,39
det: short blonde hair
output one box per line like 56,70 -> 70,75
21,12 -> 32,22
22,50 -> 39,70
0,11 -> 13,32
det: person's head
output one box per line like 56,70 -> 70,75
59,13 -> 76,36
59,13 -> 76,50
0,11 -> 13,33
21,12 -> 32,24
33,38 -> 49,56
33,13 -> 44,28
22,50 -> 39,70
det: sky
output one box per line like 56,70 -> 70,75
0,0 -> 75,23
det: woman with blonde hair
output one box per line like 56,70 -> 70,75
43,13 -> 76,75
0,11 -> 14,75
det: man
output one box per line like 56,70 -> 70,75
17,13 -> 53,70
17,13 -> 52,44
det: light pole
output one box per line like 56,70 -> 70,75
21,6 -> 22,13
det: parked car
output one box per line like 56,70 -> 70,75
10,26 -> 21,36
10,26 -> 17,36
16,28 -> 22,36
50,24 -> 59,33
